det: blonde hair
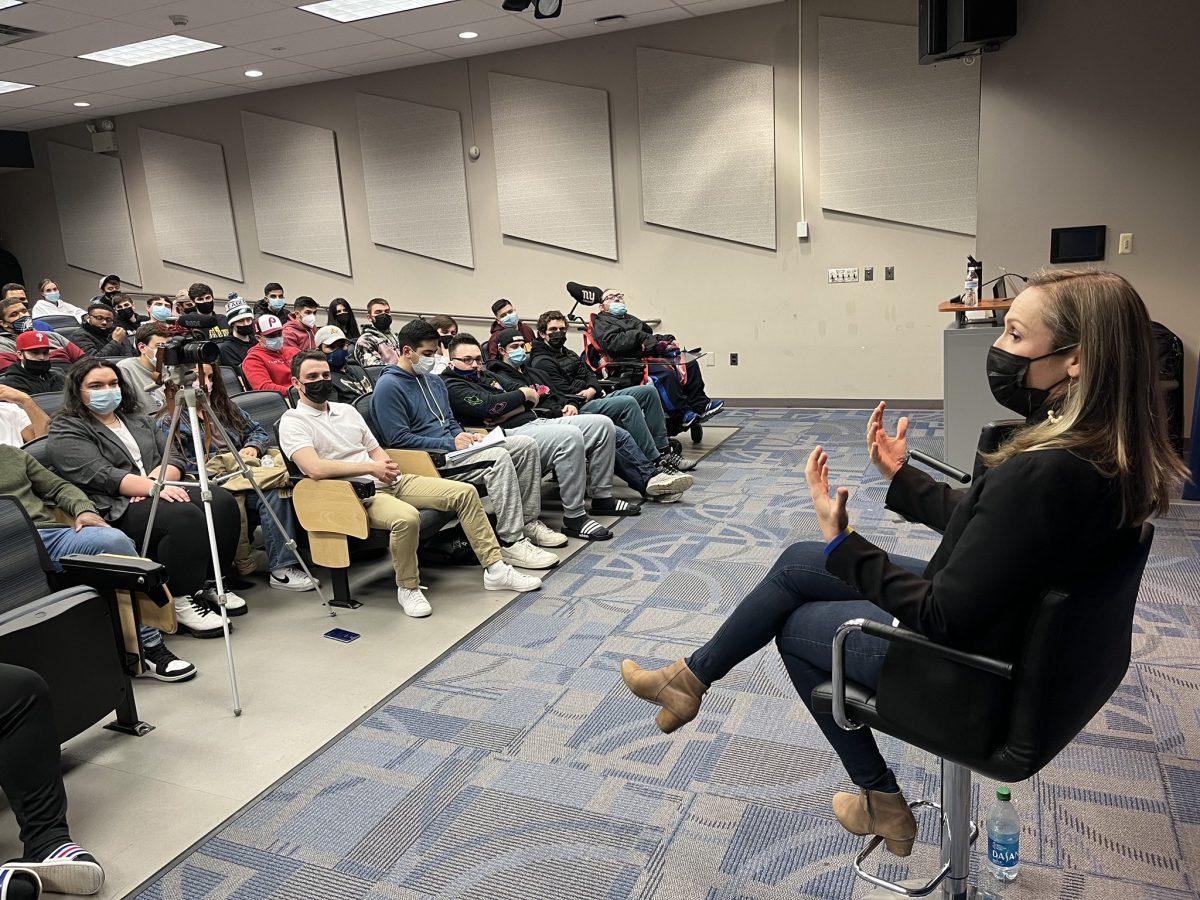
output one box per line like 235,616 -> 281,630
982,269 -> 1188,523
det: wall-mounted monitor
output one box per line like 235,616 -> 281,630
920,0 -> 1017,65
1050,225 -> 1107,264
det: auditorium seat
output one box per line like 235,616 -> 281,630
230,390 -> 289,445
29,391 -> 66,416
363,365 -> 386,385
219,365 -> 245,396
34,315 -> 79,330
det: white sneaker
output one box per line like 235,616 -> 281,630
524,520 -> 568,548
397,586 -> 432,617
646,470 -> 694,497
649,492 -> 684,504
174,596 -> 226,638
501,538 -> 561,570
199,586 -> 247,616
484,561 -> 542,593
270,566 -> 317,592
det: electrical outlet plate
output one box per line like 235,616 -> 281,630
1118,232 -> 1133,254
864,266 -> 874,282
729,352 -> 739,366
885,266 -> 895,281
827,267 -> 860,284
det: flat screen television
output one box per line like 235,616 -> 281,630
1050,226 -> 1107,264
920,0 -> 1017,65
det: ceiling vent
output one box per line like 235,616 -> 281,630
0,23 -> 43,47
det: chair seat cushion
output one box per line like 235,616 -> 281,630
811,679 -> 882,729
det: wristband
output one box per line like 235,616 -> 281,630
823,525 -> 855,556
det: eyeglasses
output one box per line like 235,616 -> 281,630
90,314 -> 114,325
453,356 -> 484,366
545,326 -> 568,335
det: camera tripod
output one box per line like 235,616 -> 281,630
143,365 -> 334,717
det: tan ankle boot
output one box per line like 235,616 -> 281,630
832,788 -> 918,857
620,658 -> 708,733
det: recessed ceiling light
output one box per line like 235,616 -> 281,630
298,0 -> 456,24
79,35 -> 222,67
458,31 -> 477,39
0,0 -> 24,11
0,81 -> 34,95
73,101 -> 91,108
245,69 -> 264,78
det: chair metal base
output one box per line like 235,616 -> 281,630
862,884 -> 978,900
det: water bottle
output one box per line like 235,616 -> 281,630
986,786 -> 1020,882
962,272 -> 980,307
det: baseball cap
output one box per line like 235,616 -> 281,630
15,331 -> 50,351
255,314 -> 284,335
227,305 -> 254,325
314,325 -> 347,349
497,326 -> 525,348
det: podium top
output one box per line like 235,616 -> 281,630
938,297 -> 1014,313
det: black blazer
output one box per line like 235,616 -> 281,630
47,411 -> 166,521
827,449 -> 1133,660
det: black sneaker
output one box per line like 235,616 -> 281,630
138,643 -> 197,682
11,843 -> 104,895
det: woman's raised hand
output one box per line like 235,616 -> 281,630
867,401 -> 909,481
805,446 -> 850,542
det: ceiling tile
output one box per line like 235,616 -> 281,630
542,0 -> 677,28
402,14 -> 541,50
29,92 -> 139,112
102,99 -> 172,115
184,8 -> 330,46
438,29 -> 561,57
330,50 -> 448,75
548,4 -> 691,38
237,23 -> 384,56
0,57 -> 115,86
291,37 -> 418,69
164,84 -> 255,105
13,20 -> 166,56
240,68 -> 347,90
349,0 -> 506,38
37,0 -> 168,14
194,58 -> 320,85
139,46 -> 262,76
114,0 -> 287,29
683,0 -> 780,13
0,83 -> 78,106
0,46 -> 58,72
0,2 -> 97,32
109,75 -> 223,99
52,67 -> 175,94
0,107 -> 63,127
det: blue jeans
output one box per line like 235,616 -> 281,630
688,541 -> 928,792
244,489 -> 300,572
37,526 -> 162,648
612,426 -> 656,496
583,384 -> 668,458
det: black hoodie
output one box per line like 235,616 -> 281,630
527,338 -> 603,400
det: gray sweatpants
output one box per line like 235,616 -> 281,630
450,434 -> 541,543
510,413 -> 616,517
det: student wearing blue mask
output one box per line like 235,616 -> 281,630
315,325 -> 373,402
146,295 -> 175,324
242,315 -> 299,395
486,298 -> 535,361
31,278 -> 87,322
256,282 -> 288,318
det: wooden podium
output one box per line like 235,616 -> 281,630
938,297 -> 1014,328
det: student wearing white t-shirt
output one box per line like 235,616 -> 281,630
0,385 -> 50,448
279,350 -> 542,618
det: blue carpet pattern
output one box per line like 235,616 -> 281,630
135,409 -> 1200,899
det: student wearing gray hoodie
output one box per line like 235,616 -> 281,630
371,319 -> 566,570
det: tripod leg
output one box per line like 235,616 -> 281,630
139,399 -> 184,558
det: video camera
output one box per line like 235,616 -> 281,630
157,333 -> 220,368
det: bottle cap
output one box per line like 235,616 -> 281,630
996,786 -> 1011,802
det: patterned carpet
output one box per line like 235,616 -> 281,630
134,408 -> 1200,900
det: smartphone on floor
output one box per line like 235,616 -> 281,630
324,628 -> 361,643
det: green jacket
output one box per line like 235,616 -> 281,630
0,444 -> 97,529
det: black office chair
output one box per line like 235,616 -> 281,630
34,315 -> 79,330
230,390 -> 290,446
56,325 -> 83,345
363,365 -> 386,385
29,391 -> 66,416
971,419 -> 1024,481
0,497 -> 167,740
219,364 -> 245,397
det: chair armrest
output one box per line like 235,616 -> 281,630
58,554 -> 169,606
830,618 -> 1014,730
292,479 -> 369,539
386,448 -> 440,479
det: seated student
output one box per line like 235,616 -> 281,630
31,278 -> 86,322
217,303 -> 257,369
116,323 -> 169,416
327,298 -> 360,345
485,298 -> 535,361
256,282 -> 288,319
530,309 -> 696,473
71,303 -> 136,357
112,293 -> 147,330
156,363 -> 315,593
353,298 -> 399,366
48,359 -> 245,638
0,664 -> 106,896
283,296 -> 320,351
592,289 -> 723,427
0,382 -> 49,445
0,332 -> 66,396
314,325 -> 373,402
0,443 -> 195,682
0,295 -> 84,372
371,319 -> 564,570
92,275 -> 122,307
146,295 -> 175,326
187,283 -> 230,339
280,351 -> 541,617
2,285 -> 51,335
490,328 -> 692,504
444,334 -> 615,541
242,315 -> 299,395
428,314 -> 457,374
621,271 -> 1185,856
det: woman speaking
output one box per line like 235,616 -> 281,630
621,270 -> 1186,856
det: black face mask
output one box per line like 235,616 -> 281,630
23,358 -> 51,375
336,311 -> 352,324
986,344 -> 1075,417
438,333 -> 453,348
371,314 -> 392,333
303,379 -> 334,403
235,325 -> 255,338
116,307 -> 135,322
195,301 -> 214,314
547,332 -> 567,350
84,320 -> 113,335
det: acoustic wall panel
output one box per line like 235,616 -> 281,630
138,128 -> 243,281
45,142 -> 141,287
356,93 -> 473,269
240,111 -> 351,276
819,16 -> 979,235
489,72 -> 617,261
637,47 -> 777,250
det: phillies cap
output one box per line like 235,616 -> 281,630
314,325 -> 347,349
15,331 -> 50,351
255,314 -> 285,335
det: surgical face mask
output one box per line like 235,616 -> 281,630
301,313 -> 317,328
86,387 -> 123,415
411,354 -> 438,377
150,305 -> 172,322
609,303 -> 627,317
500,312 -> 519,328
506,347 -> 528,366
44,291 -> 61,304
986,344 -> 1076,417
303,378 -> 334,403
195,300 -> 214,314
23,357 -> 51,375
547,332 -> 567,349
371,313 -> 392,332
141,344 -> 158,363
10,315 -> 33,334
327,348 -> 348,370
268,297 -> 286,312
264,335 -> 284,352
235,324 -> 255,338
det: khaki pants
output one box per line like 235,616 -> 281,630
366,474 -> 502,589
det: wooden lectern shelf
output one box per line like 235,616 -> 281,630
937,297 -> 1015,313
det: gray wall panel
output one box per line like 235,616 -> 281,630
241,111 -> 351,276
45,141 -> 141,287
637,47 -> 777,250
488,72 -> 617,261
356,93 -> 473,269
818,16 -> 979,235
138,128 -> 243,282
